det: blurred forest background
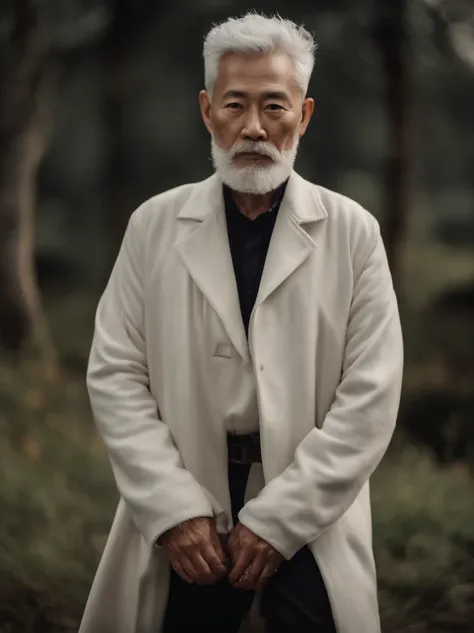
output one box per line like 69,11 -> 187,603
0,0 -> 473,632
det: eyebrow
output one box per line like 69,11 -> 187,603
222,89 -> 290,101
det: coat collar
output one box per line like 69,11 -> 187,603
177,170 -> 328,224
174,170 -> 328,363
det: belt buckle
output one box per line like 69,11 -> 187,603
230,438 -> 248,464
236,440 -> 249,464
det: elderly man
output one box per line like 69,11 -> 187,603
79,12 -> 403,633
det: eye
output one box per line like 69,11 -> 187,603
225,102 -> 243,109
266,104 -> 284,111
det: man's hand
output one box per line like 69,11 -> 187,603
227,523 -> 284,591
158,517 -> 228,585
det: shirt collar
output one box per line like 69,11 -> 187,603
223,179 -> 288,218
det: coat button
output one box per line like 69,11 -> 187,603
259,364 -> 264,371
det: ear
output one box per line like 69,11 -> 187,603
199,90 -> 213,134
299,97 -> 315,136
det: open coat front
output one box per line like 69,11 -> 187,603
79,171 -> 403,633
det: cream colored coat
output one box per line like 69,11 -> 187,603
80,171 -> 403,633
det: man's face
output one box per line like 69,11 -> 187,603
200,52 -> 314,194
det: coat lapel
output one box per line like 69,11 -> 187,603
254,171 -> 328,309
174,175 -> 251,364
174,171 -> 328,364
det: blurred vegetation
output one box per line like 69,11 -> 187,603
373,448 -> 474,633
1,0 -> 473,631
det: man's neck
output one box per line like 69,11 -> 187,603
231,190 -> 276,221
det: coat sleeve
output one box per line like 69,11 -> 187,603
87,208 -> 214,547
238,221 -> 403,560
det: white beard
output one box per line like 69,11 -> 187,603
211,135 -> 299,195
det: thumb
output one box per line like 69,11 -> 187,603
209,527 -> 228,566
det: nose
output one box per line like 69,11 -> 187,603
241,109 -> 267,142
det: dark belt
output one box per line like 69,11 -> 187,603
227,433 -> 262,464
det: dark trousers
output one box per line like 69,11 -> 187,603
163,462 -> 336,633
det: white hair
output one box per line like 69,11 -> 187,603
203,12 -> 317,97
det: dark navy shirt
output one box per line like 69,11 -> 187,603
224,181 -> 287,335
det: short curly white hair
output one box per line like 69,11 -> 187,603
203,12 -> 317,97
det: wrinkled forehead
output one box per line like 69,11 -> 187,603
213,51 -> 299,98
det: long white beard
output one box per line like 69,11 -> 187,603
211,135 -> 299,195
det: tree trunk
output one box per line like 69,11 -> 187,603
0,0 -> 58,379
103,0 -> 159,268
374,0 -> 411,292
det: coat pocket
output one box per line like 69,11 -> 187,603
213,343 -> 233,359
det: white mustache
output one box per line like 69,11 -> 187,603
229,141 -> 280,161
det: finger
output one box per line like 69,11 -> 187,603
228,547 -> 254,585
227,534 -> 237,563
227,523 -> 242,550
209,530 -> 229,569
189,552 -> 217,585
217,532 -> 230,557
233,553 -> 265,591
170,559 -> 193,584
179,555 -> 201,583
177,554 -> 203,582
202,538 -> 228,578
255,561 -> 279,591
227,532 -> 243,567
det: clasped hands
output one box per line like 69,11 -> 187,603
158,517 -> 284,591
